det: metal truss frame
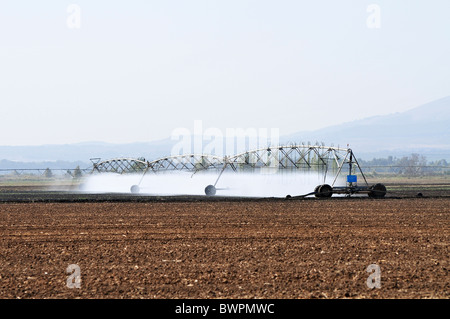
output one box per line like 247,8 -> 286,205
91,144 -> 354,177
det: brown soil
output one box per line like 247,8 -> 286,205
0,198 -> 448,299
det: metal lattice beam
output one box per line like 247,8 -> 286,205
91,158 -> 148,174
90,144 -> 351,175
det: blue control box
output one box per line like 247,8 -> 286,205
347,175 -> 357,183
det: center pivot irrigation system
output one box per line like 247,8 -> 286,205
90,144 -> 387,198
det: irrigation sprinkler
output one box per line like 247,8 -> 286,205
89,144 -> 386,198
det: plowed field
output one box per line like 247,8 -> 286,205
1,197 -> 448,299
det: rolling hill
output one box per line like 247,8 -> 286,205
281,96 -> 450,159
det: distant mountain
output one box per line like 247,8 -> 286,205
281,96 -> 450,160
0,96 -> 449,168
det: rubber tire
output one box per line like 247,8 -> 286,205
314,185 -> 322,198
369,183 -> 386,198
205,185 -> 216,196
130,185 -> 140,194
318,184 -> 333,198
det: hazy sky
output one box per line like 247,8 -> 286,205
0,0 -> 449,145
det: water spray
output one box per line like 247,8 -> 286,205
86,144 -> 387,198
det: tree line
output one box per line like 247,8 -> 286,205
357,153 -> 450,176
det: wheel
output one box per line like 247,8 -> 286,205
318,184 -> 333,198
370,183 -> 386,198
369,183 -> 386,198
314,185 -> 322,198
130,185 -> 140,194
205,185 -> 216,196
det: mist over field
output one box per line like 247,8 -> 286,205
80,171 -> 345,197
